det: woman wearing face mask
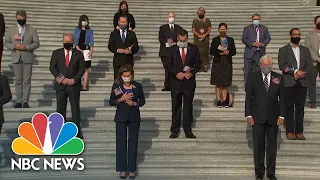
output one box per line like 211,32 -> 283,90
109,64 -> 145,179
210,23 -> 236,107
192,7 -> 212,72
113,1 -> 135,30
74,15 -> 94,91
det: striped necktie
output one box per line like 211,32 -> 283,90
264,75 -> 269,91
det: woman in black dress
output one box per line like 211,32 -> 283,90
210,23 -> 236,107
113,1 -> 135,30
74,15 -> 94,91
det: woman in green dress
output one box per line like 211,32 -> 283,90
192,7 -> 212,72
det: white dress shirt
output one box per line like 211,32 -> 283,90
17,24 -> 25,35
290,43 -> 300,73
120,29 -> 127,39
64,49 -> 72,62
169,23 -> 174,29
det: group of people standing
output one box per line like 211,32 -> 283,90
0,1 -> 320,180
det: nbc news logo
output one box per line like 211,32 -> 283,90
11,113 -> 85,171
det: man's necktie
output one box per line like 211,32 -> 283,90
264,75 -> 269,91
181,48 -> 186,64
121,30 -> 126,43
65,51 -> 70,67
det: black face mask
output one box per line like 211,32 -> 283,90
17,19 -> 26,26
316,23 -> 320,30
291,37 -> 301,44
121,8 -> 128,13
198,15 -> 204,19
63,43 -> 73,50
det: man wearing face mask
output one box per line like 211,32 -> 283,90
245,55 -> 285,180
5,10 -> 40,108
49,34 -> 85,139
167,29 -> 201,139
278,28 -> 313,140
108,15 -> 139,80
158,12 -> 183,91
242,13 -> 271,87
304,15 -> 320,109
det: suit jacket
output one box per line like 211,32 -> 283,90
0,74 -> 12,124
242,24 -> 271,58
4,24 -> 40,63
49,48 -> 85,91
0,13 -> 4,46
113,12 -> 135,30
210,36 -> 236,64
108,29 -> 139,67
158,24 -> 183,57
278,43 -> 313,87
167,43 -> 201,90
109,81 -> 145,123
245,71 -> 285,125
304,30 -> 319,66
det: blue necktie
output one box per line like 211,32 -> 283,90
121,30 -> 126,43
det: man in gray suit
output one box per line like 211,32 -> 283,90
5,10 -> 40,108
278,28 -> 313,140
304,15 -> 320,109
242,13 -> 271,86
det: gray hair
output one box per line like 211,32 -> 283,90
16,10 -> 27,18
260,55 -> 272,64
197,7 -> 205,14
62,34 -> 74,40
168,12 -> 175,16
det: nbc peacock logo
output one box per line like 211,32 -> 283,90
11,112 -> 84,155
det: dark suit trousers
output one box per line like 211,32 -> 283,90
56,86 -> 81,129
284,83 -> 307,134
308,64 -> 319,104
244,51 -> 261,85
0,44 -> 3,71
161,56 -> 170,88
0,122 -> 2,134
252,123 -> 278,177
116,121 -> 140,172
170,87 -> 195,134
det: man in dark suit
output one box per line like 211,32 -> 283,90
108,15 -> 139,79
167,29 -> 201,139
242,13 -> 271,86
49,34 -> 85,139
278,28 -> 313,140
245,55 -> 285,180
158,12 -> 182,91
0,74 -> 12,134
0,13 -> 5,71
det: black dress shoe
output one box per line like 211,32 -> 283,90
14,103 -> 22,108
119,172 -> 127,179
267,175 -> 277,180
185,133 -> 196,139
22,103 -> 30,108
255,174 -> 264,180
161,87 -> 171,91
169,132 -> 179,139
129,173 -> 136,179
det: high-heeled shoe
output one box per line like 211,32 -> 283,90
129,172 -> 136,179
119,172 -> 126,179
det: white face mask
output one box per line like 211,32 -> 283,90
168,17 -> 175,24
81,21 -> 88,27
122,76 -> 132,83
252,20 -> 260,26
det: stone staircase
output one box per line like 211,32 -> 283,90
0,0 -> 320,179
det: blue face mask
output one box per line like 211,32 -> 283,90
253,20 -> 260,26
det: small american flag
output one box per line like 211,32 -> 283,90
55,74 -> 65,84
114,86 -> 123,96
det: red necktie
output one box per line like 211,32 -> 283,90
65,51 -> 70,67
181,48 -> 186,64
